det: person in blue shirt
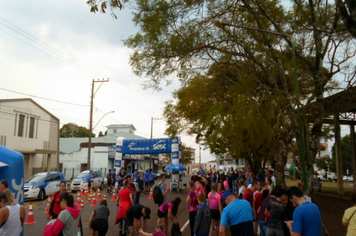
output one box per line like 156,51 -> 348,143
285,186 -> 322,236
219,192 -> 254,236
111,168 -> 117,191
149,169 -> 154,186
134,170 -> 138,179
88,170 -> 94,189
200,169 -> 204,177
194,193 -> 211,236
144,170 -> 150,192
134,172 -> 144,204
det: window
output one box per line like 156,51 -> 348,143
18,114 -> 25,137
113,129 -> 117,134
29,117 -> 35,138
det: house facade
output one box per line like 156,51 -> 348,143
0,98 -> 60,179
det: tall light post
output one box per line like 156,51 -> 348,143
218,20 -> 307,191
150,117 -> 164,169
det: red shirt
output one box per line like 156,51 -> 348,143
254,192 -> 262,213
243,188 -> 254,207
52,191 -> 63,216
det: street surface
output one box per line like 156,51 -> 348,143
24,176 -> 232,236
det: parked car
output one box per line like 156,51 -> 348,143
70,170 -> 104,192
154,170 -> 170,179
24,172 -> 66,200
343,175 -> 354,183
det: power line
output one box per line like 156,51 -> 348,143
0,88 -> 88,106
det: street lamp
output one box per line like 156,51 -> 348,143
218,19 -> 307,191
87,110 -> 115,170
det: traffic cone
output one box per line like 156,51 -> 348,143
148,187 -> 154,200
76,192 -> 81,206
97,189 -> 102,201
84,188 -> 88,197
111,188 -> 117,201
44,196 -> 51,214
88,194 -> 91,203
80,199 -> 85,210
90,193 -> 97,207
25,202 -> 36,224
103,193 -> 107,200
80,188 -> 84,196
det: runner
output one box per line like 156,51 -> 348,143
157,197 -> 181,235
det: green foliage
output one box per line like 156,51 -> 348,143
60,123 -> 95,138
86,0 -> 129,19
315,156 -> 334,172
331,134 -> 354,174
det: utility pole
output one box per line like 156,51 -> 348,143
150,117 -> 163,169
88,78 -> 109,170
199,144 -> 201,164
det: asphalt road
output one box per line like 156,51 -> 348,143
23,176 -> 232,236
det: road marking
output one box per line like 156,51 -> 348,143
181,220 -> 189,232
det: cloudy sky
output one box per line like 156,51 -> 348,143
0,0 -> 213,162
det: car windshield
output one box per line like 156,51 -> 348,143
76,172 -> 89,178
25,174 -> 46,183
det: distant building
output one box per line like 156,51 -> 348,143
59,124 -> 159,179
0,98 -> 60,179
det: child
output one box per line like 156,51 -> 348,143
194,193 -> 211,236
139,223 -> 166,236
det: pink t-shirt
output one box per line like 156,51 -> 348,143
188,190 -> 197,212
208,192 -> 221,210
153,231 -> 166,236
159,201 -> 173,214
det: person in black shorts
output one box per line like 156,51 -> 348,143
106,169 -> 112,193
126,204 -> 151,236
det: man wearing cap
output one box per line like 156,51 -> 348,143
0,191 -> 26,235
219,192 -> 254,236
125,204 -> 151,236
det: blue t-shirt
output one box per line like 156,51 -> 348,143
145,172 -> 150,183
292,201 -> 322,236
220,199 -> 254,235
111,172 -> 116,182
89,173 -> 94,182
134,171 -> 137,179
149,171 -> 154,181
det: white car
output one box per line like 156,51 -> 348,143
70,170 -> 104,192
343,175 -> 354,183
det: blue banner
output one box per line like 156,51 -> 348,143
122,138 -> 172,154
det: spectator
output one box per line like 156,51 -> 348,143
265,177 -> 273,193
285,186 -> 322,236
222,180 -> 232,208
208,183 -> 222,236
127,177 -> 137,201
253,181 -> 263,235
230,170 -> 238,194
195,193 -> 211,236
186,181 -> 197,236
111,168 -> 117,190
157,197 -> 181,235
126,204 -> 151,236
149,169 -> 155,186
219,192 -> 254,236
115,179 -> 134,236
217,182 -> 224,197
158,173 -> 170,206
134,171 -> 144,204
243,177 -> 258,207
266,170 -> 276,188
89,199 -> 110,236
342,192 -> 356,236
257,189 -> 271,236
47,181 -> 67,220
139,223 -> 166,236
51,192 -> 81,236
106,169 -> 112,193
89,170 -> 94,189
0,180 -> 14,204
0,191 -> 26,236
145,169 -> 150,192
238,178 -> 247,199
139,166 -> 145,182
257,168 -> 265,183
266,188 -> 287,236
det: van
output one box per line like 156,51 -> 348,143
70,170 -> 104,192
24,172 -> 66,200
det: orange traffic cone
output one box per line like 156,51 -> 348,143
25,202 -> 36,224
97,189 -> 102,201
80,188 -> 84,196
90,193 -> 97,207
103,193 -> 107,200
111,189 -> 117,201
84,188 -> 88,197
87,194 -> 91,203
80,199 -> 85,210
76,192 -> 81,206
148,187 -> 154,200
44,196 -> 51,214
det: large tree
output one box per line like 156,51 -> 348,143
60,123 -> 95,138
89,0 -> 356,192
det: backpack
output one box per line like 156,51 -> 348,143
153,183 -> 164,204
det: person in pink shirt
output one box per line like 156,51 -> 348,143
208,183 -> 222,236
186,181 -> 197,236
157,197 -> 181,235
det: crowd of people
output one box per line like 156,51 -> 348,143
2,167 -> 356,235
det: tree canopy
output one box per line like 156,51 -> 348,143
60,123 -> 95,138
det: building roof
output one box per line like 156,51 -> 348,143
106,124 -> 136,131
60,132 -> 147,154
0,98 -> 59,122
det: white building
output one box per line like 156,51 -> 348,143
0,98 -> 60,179
59,124 -> 158,180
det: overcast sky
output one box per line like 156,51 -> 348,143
0,0 -> 214,163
